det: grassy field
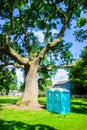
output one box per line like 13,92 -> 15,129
0,96 -> 87,130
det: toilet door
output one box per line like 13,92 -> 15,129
46,90 -> 53,112
53,91 -> 61,113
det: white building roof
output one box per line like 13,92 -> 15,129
50,88 -> 69,92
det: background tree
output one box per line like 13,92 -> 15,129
69,46 -> 87,94
0,67 -> 17,95
71,4 -> 87,94
74,1 -> 87,43
0,0 -> 86,108
19,82 -> 25,92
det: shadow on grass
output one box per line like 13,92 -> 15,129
0,98 -> 19,104
71,101 -> 87,114
0,119 -> 58,130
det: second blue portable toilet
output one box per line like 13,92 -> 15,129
46,88 -> 70,114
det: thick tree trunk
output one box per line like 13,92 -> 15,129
16,60 -> 40,109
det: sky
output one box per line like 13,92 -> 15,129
16,69 -> 24,86
63,20 -> 87,59
52,69 -> 68,85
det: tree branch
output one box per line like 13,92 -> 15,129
51,0 -> 68,20
5,47 -> 29,65
0,43 -> 29,66
9,9 -> 14,33
38,21 -> 68,60
40,62 -> 75,71
0,62 -> 24,69
47,63 -> 74,70
38,0 -> 83,60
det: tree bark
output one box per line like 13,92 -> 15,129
16,59 -> 40,109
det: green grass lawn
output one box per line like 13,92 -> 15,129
0,96 -> 87,130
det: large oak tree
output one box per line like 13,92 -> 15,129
0,0 -> 86,108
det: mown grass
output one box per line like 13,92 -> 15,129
0,96 -> 87,130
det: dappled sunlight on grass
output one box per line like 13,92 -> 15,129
71,98 -> 87,114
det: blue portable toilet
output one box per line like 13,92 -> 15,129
46,88 -> 70,114
46,89 -> 54,112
